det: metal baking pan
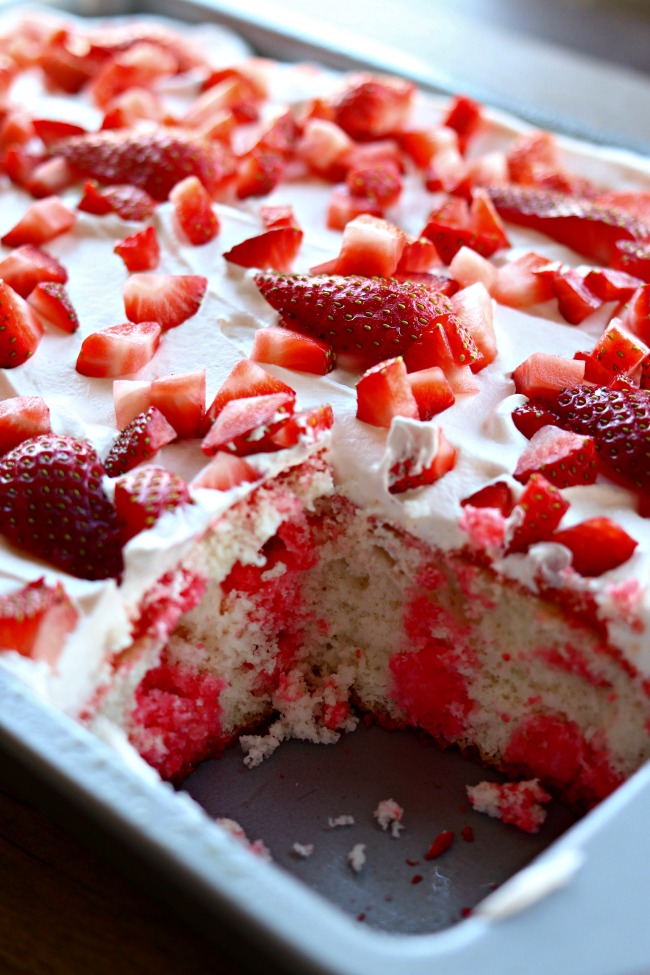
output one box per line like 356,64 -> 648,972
2,1 -> 650,973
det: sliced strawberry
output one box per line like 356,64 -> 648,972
114,225 -> 160,272
0,281 -> 43,367
511,401 -> 559,439
492,251 -> 556,309
573,348 -> 615,386
512,353 -> 585,400
506,473 -> 569,554
254,272 -> 457,367
619,283 -> 650,345
330,73 -> 415,140
113,379 -> 152,430
32,117 -> 87,148
407,366 -> 455,418
296,118 -> 353,181
3,147 -> 46,193
460,480 -> 514,516
583,267 -> 644,302
0,578 -> 78,665
76,321 -> 161,378
150,369 -> 206,439
612,239 -> 650,283
235,150 -> 285,200
0,111 -> 34,152
55,128 -> 235,201
77,180 -> 157,221
443,95 -> 482,154
395,236 -> 440,275
422,191 -> 509,263
103,406 -> 177,476
223,227 -> 303,272
169,175 -> 220,245
101,87 -> 164,131
200,391 -> 296,456
259,204 -> 300,231
332,214 -> 406,278
1,196 -> 75,247
402,320 -> 456,372
449,282 -> 497,371
202,359 -> 295,434
0,244 -> 67,299
114,465 -> 192,544
447,246 -> 497,292
536,263 -> 603,324
487,185 -> 650,265
268,403 -> 334,449
89,42 -> 177,110
513,425 -> 597,488
191,451 -> 261,491
592,190 -> 650,226
255,108 -> 300,158
251,326 -> 335,375
326,186 -> 383,230
0,433 -> 123,579
0,396 -> 51,455
345,160 -> 402,209
388,427 -> 457,493
552,517 -> 637,576
356,357 -> 419,428
589,320 -> 649,378
123,273 -> 207,331
27,281 -> 78,333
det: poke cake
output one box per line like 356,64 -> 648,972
1,6 -> 650,816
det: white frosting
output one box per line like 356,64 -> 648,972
1,11 -> 650,709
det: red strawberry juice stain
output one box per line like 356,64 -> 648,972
461,825 -> 475,843
410,874 -> 424,885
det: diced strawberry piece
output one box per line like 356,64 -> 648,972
103,405 -> 177,476
1,195 -> 75,247
191,451 -> 261,491
571,349 -> 615,386
513,425 -> 597,488
114,465 -> 192,544
398,126 -> 456,169
403,320 -> 456,372
0,111 -> 34,152
202,359 -> 295,434
492,251 -> 558,309
0,395 -> 51,455
583,267 -> 644,301
388,427 -> 457,493
27,156 -> 76,198
77,180 -> 157,221
589,319 -> 650,378
150,369 -> 206,439
460,480 -> 514,516
612,239 -> 650,283
101,87 -> 164,130
259,204 -> 300,231
470,188 -> 510,246
114,225 -> 160,272
113,379 -> 152,429
3,147 -> 47,193
76,321 -> 161,378
330,73 -> 415,140
268,403 -> 334,448
395,236 -> 440,274
505,130 -> 596,195
535,263 -> 603,324
552,517 -> 637,576
511,401 -> 559,439
223,227 -> 303,272
89,42 -> 178,109
356,356 -> 419,428
0,244 -> 67,299
296,118 -> 353,181
0,578 -> 78,665
235,150 -> 285,200
333,214 -> 406,277
38,39 -> 98,93
592,190 -> 650,226
512,353 -> 586,400
169,175 -> 220,246
200,391 -> 296,456
442,363 -> 481,395
443,95 -> 482,154
422,191 -> 509,264
447,246 -> 498,292
251,326 -> 335,375
27,281 -> 79,333
407,366 -> 455,419
33,117 -> 87,148
123,273 -> 207,332
449,282 -> 497,371
345,160 -> 402,209
0,281 -> 43,366
619,284 -> 650,345
326,186 -> 382,230
506,473 -> 569,554
438,311 -> 484,370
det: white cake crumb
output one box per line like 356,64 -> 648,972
373,798 -> 405,837
292,842 -> 315,858
215,816 -> 273,860
328,814 -> 355,828
466,778 -> 552,833
348,843 -> 367,873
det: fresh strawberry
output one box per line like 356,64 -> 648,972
114,225 -> 160,272
506,472 -> 569,554
395,236 -> 440,274
506,130 -> 597,196
612,239 -> 650,282
169,175 -> 220,245
113,379 -> 152,430
443,95 -> 482,154
511,353 -> 585,400
77,180 -> 157,221
191,451 -> 261,491
536,263 -> 603,324
114,465 -> 192,543
0,396 -> 51,455
492,251 -> 556,309
54,127 -> 235,201
422,191 -> 509,263
150,369 -> 206,439
330,73 -> 415,140
460,480 -> 514,515
345,160 -> 402,209
103,406 -> 177,476
326,186 -> 383,230
513,425 -> 597,488
0,244 -> 67,298
27,281 -> 79,333
331,214 -> 406,277
388,427 -> 457,493
200,391 -> 296,456
76,321 -> 161,377
588,320 -> 649,377
1,195 -> 75,247
572,349 -> 613,386
268,403 -> 334,449
0,281 -> 43,367
202,359 -> 295,434
0,578 -> 78,664
552,517 -> 638,576
407,366 -> 455,418
449,282 -> 497,371
356,357 -> 419,428
511,401 -> 559,439
254,272 -> 460,366
235,150 -> 285,200
487,185 -> 650,265
619,283 -> 650,345
223,227 -> 303,272
251,326 -> 335,375
0,433 -> 123,579
296,118 -> 353,181
583,267 -> 644,302
592,190 -> 650,226
447,245 -> 497,292
123,273 -> 207,331
541,383 -> 650,498
259,204 -> 300,231
32,117 -> 87,148
27,157 -> 76,198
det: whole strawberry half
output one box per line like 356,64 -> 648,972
54,128 -> 234,201
254,272 -> 459,366
0,434 -> 123,579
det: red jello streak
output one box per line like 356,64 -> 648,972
424,830 -> 455,859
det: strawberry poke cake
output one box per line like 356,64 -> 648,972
1,8 -> 650,812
